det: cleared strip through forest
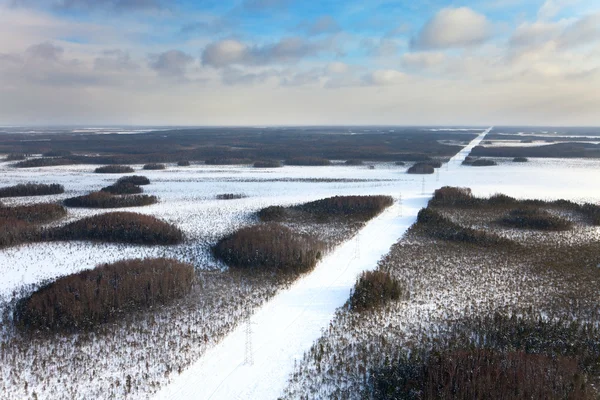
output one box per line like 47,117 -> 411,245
155,127 -> 492,400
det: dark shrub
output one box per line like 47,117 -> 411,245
213,223 -> 326,275
345,159 -> 364,166
14,258 -> 194,331
5,153 -> 26,161
521,139 -> 534,143
349,270 -> 402,312
117,175 -> 150,186
94,165 -> 134,174
499,208 -> 572,231
286,157 -> 331,166
407,163 -> 434,174
417,208 -> 512,247
205,158 -> 253,165
580,203 -> 600,225
0,183 -> 64,198
258,196 -> 394,223
430,186 -> 476,207
253,160 -> 282,168
52,212 -> 183,245
257,205 -> 287,221
0,203 -> 67,223
394,161 -> 406,166
43,150 -> 72,157
513,157 -> 529,162
216,193 -> 246,200
14,158 -> 74,168
143,163 -> 166,170
471,159 -> 497,166
64,192 -> 157,208
101,182 -> 143,195
177,160 -> 190,166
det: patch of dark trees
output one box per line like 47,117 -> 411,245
345,159 -> 364,166
366,313 -> 598,400
14,258 -> 194,332
43,150 -> 72,157
286,157 -> 331,166
177,160 -> 190,166
253,160 -> 282,168
430,186 -> 600,226
349,271 -> 403,312
258,195 -> 394,224
51,212 -> 183,245
212,223 -> 326,276
0,203 -> 67,248
13,158 -> 75,168
64,191 -> 157,209
407,163 -> 435,174
1,127 -> 473,165
0,183 -> 64,198
117,175 -> 150,186
471,142 -> 600,158
499,208 -> 572,231
463,158 -> 497,166
143,163 -> 166,170
94,165 -> 134,174
101,181 -> 143,195
205,158 -> 253,165
416,208 -> 513,247
5,153 -> 27,161
513,157 -> 529,162
216,193 -> 246,200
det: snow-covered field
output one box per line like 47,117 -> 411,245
2,125 -> 600,399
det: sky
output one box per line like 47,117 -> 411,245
0,0 -> 599,126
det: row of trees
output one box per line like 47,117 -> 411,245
95,165 -> 134,174
499,208 -> 573,231
0,203 -> 67,248
14,258 -> 195,331
0,183 -> 64,198
64,191 -> 157,208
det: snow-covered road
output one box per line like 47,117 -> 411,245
155,128 -> 491,400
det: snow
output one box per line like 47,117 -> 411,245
155,128 -> 491,400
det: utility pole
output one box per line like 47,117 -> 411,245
398,193 -> 403,217
421,176 -> 426,195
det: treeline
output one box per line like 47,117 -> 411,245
430,186 -> 600,225
258,195 -> 394,223
213,223 -> 326,276
0,183 -> 64,198
102,182 -> 143,194
5,153 -> 27,161
51,212 -> 183,245
143,163 -> 166,170
13,158 -> 75,168
463,158 -> 497,166
118,175 -> 150,185
367,314 -> 598,399
254,160 -> 281,168
407,163 -> 435,174
471,142 -> 600,158
499,208 -> 572,231
416,208 -> 513,247
0,203 -> 67,248
216,193 -> 246,200
205,158 -> 253,165
64,191 -> 157,209
95,165 -> 134,174
14,258 -> 195,331
285,157 -> 331,166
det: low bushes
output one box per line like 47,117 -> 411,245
513,157 -> 529,162
345,159 -> 364,166
0,183 -> 64,198
14,158 -> 74,168
253,160 -> 282,168
64,191 -> 157,208
94,165 -> 134,174
101,182 -> 143,195
580,203 -> 600,225
216,193 -> 246,200
285,157 -> 331,166
471,159 -> 497,166
407,163 -> 434,174
499,208 -> 572,231
177,160 -> 190,166
212,223 -> 326,275
117,175 -> 150,186
52,212 -> 183,245
349,270 -> 403,312
143,163 -> 166,170
258,195 -> 394,223
416,208 -> 512,247
14,258 -> 195,331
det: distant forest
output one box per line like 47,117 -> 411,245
0,127 -> 474,165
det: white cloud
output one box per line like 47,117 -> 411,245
401,51 -> 446,70
364,69 -> 405,86
412,7 -> 492,50
326,61 -> 348,74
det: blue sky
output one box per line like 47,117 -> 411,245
0,0 -> 599,125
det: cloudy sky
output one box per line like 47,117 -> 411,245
0,0 -> 599,126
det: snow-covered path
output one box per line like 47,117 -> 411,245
155,128 -> 492,400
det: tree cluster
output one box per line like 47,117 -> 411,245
94,165 -> 134,174
14,258 -> 195,331
499,208 -> 572,231
14,157 -> 74,168
349,270 -> 403,312
205,158 -> 253,165
5,153 -> 26,161
117,175 -> 151,186
344,159 -> 364,166
101,181 -> 143,194
407,163 -> 435,174
216,193 -> 246,200
51,212 -> 183,245
143,163 -> 166,170
0,183 -> 64,198
64,191 -> 157,209
0,203 -> 66,247
177,160 -> 190,166
212,223 -> 326,276
253,160 -> 282,168
285,157 -> 331,166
